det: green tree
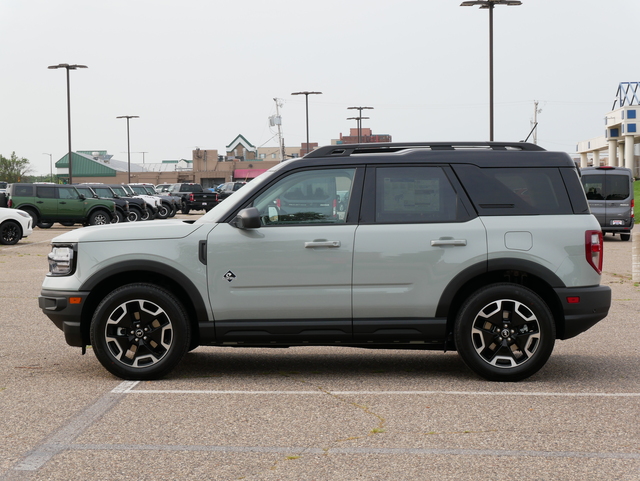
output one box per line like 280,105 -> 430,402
0,152 -> 33,182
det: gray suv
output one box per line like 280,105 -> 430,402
39,142 -> 611,382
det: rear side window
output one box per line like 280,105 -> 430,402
12,185 -> 33,196
375,166 -> 465,223
36,186 -> 56,199
454,165 -> 573,216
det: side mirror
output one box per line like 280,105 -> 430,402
78,194 -> 86,200
232,207 -> 261,229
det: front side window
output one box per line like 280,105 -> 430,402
58,187 -> 81,200
375,167 -> 461,223
252,168 -> 355,225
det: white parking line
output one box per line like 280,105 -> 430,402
113,382 -> 640,397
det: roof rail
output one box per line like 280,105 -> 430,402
305,142 -> 546,158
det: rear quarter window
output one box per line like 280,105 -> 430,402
453,165 -> 573,216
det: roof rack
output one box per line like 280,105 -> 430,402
306,142 -> 546,158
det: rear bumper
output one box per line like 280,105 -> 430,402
554,285 -> 611,339
39,289 -> 89,347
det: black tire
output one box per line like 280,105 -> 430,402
127,206 -> 142,222
169,204 -> 177,217
454,283 -> 555,382
24,209 -> 38,226
59,222 -> 75,227
156,203 -> 170,219
90,283 -> 191,380
113,210 -> 124,224
88,210 -> 111,226
0,220 -> 22,245
141,208 -> 154,221
37,222 -> 53,229
181,203 -> 190,215
620,234 -> 631,241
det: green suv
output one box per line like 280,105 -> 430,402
38,142 -> 611,382
7,183 -> 116,227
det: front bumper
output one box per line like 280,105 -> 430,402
554,285 -> 612,339
39,289 -> 90,347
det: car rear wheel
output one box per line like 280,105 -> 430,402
90,283 -> 191,380
454,283 -> 555,382
0,220 -> 22,245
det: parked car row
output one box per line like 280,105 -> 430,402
3,182 -> 182,229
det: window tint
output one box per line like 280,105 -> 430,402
375,167 -> 461,223
58,187 -> 80,199
581,174 -> 605,200
13,185 -> 33,196
36,186 -> 56,199
581,173 -> 630,201
454,165 -> 573,216
252,169 -> 355,225
604,174 -> 630,200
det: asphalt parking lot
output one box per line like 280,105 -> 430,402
1,221 -> 639,480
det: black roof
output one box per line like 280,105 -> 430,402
292,142 -> 575,168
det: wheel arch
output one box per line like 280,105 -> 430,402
78,260 -> 209,346
437,258 -> 566,342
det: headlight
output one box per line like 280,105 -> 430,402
16,210 -> 31,219
48,244 -> 77,276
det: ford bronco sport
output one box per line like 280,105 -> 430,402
39,142 -> 611,381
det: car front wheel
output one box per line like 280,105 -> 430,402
90,283 -> 191,380
0,220 -> 22,245
454,283 -> 555,382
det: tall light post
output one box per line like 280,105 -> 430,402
291,91 -> 322,154
48,63 -> 88,184
347,106 -> 374,143
42,153 -> 53,181
460,0 -> 521,141
116,116 -> 140,183
347,116 -> 370,143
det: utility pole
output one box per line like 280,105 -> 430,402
272,98 -> 285,161
531,100 -> 541,145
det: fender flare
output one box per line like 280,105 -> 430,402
79,259 -> 209,322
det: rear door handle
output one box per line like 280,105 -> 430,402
305,240 -> 341,248
431,239 -> 467,246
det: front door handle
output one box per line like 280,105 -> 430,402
431,239 -> 467,246
305,240 -> 341,248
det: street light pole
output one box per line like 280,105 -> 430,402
347,106 -> 374,142
48,63 -> 87,184
460,0 -> 521,141
116,116 -> 140,183
42,153 -> 53,181
347,117 -> 370,143
291,91 -> 322,155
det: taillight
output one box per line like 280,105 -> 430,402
631,199 -> 634,220
189,193 -> 195,202
585,230 -> 603,274
7,199 -> 12,208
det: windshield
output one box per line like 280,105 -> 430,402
94,187 -> 115,197
129,186 -> 147,195
111,186 -> 129,196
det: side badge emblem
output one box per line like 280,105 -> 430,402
224,270 -> 237,282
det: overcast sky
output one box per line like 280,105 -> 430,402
1,0 -> 638,175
